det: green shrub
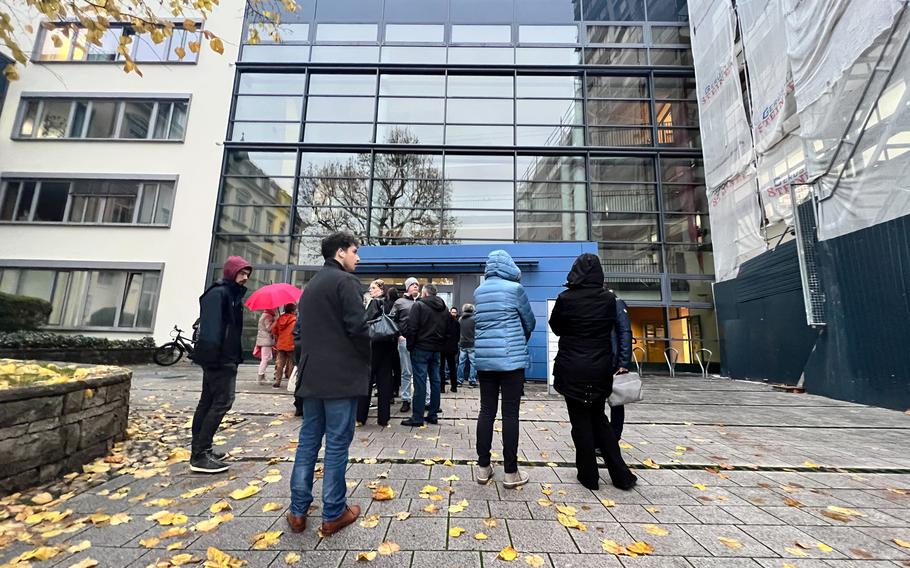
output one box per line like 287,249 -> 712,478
0,331 -> 155,351
0,292 -> 52,332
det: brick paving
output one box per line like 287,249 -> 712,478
3,364 -> 909,567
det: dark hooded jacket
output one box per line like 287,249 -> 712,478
191,256 -> 251,367
406,295 -> 450,352
548,253 -> 617,403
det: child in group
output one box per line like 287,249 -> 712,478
271,303 -> 297,388
255,309 -> 277,385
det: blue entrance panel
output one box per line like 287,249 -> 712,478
358,242 -> 598,381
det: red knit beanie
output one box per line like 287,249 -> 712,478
223,256 -> 252,280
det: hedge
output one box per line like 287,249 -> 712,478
0,331 -> 155,350
0,292 -> 52,332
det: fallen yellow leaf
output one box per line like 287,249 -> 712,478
168,553 -> 197,566
524,554 -> 545,567
206,546 -> 245,567
421,485 -> 439,493
261,502 -> 283,513
643,524 -> 669,536
619,441 -> 633,449
229,485 -> 261,500
601,499 -> 616,507
785,546 -> 809,557
67,540 -> 92,553
423,504 -> 439,513
251,530 -> 282,550
692,483 -> 707,490
537,498 -> 553,507
167,541 -> 186,551
395,511 -> 411,521
160,527 -> 188,539
356,551 -> 378,561
803,460 -> 821,468
483,517 -> 498,528
372,485 -> 395,501
31,492 -> 54,505
359,514 -> 381,528
442,475 -> 460,482
555,505 -> 577,516
193,513 -> 233,533
285,551 -> 301,564
498,545 -> 519,561
627,541 -> 654,555
139,537 -> 160,548
378,541 -> 400,556
449,527 -> 466,537
893,538 -> 910,549
817,542 -> 834,552
642,458 -> 660,469
602,540 -> 626,555
210,500 -> 232,513
718,536 -> 743,549
110,513 -> 131,526
474,532 -> 489,540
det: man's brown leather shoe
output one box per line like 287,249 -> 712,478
286,511 -> 306,533
320,505 -> 360,536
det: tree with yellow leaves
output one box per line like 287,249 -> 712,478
0,0 -> 295,80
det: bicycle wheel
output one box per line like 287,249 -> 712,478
154,342 -> 184,366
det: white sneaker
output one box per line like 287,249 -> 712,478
475,464 -> 493,484
503,470 -> 529,489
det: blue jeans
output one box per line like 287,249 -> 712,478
456,348 -> 476,385
290,397 -> 357,522
410,348 -> 440,423
397,338 -> 413,402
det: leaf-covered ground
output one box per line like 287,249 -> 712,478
1,365 -> 908,567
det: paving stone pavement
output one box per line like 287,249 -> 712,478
3,364 -> 909,568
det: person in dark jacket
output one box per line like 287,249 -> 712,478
386,287 -> 401,403
439,307 -> 461,394
392,277 -> 420,413
292,312 -> 303,416
457,304 -> 477,387
473,250 -> 536,489
287,232 -> 369,538
356,279 -> 397,427
609,296 -> 633,440
401,284 -> 449,426
548,253 -> 637,492
189,255 -> 251,474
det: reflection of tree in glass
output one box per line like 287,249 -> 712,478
297,127 -> 458,246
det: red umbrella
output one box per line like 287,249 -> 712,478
245,283 -> 303,310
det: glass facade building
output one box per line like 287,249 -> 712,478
213,0 -> 716,367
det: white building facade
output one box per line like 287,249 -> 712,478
0,7 -> 245,344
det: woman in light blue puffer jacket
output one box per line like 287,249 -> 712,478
473,250 -> 536,489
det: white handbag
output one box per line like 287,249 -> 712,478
609,372 -> 643,406
287,366 -> 298,393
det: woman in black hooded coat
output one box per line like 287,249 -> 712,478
548,253 -> 637,491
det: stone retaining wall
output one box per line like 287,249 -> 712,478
0,370 -> 131,495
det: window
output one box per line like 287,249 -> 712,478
16,97 -> 189,141
518,26 -> 579,44
451,25 -> 512,44
0,266 -> 161,330
0,178 -> 176,225
35,23 -> 203,63
584,0 -> 646,21
385,24 -> 444,43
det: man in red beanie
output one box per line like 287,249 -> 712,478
189,255 -> 252,473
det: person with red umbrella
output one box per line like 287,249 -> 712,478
271,303 -> 298,388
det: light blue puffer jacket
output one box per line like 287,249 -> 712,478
474,250 -> 536,372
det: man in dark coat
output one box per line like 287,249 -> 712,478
548,253 -> 637,492
189,255 -> 251,474
287,232 -> 369,538
401,284 -> 449,427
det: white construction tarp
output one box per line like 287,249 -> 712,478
708,168 -> 766,282
738,0 -> 798,153
689,0 -> 754,189
755,134 -> 807,226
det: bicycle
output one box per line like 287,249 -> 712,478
153,325 -> 196,366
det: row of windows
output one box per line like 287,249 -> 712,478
245,0 -> 688,25
215,205 -> 710,244
244,22 -> 689,47
240,44 -> 692,67
0,179 -> 175,226
0,267 -> 161,330
225,151 -> 704,185
35,24 -> 202,64
229,72 -> 697,148
15,97 -> 189,141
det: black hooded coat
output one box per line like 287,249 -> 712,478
548,253 -> 618,403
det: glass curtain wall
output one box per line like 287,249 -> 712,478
215,0 -> 716,365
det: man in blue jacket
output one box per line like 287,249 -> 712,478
473,250 -> 536,488
609,296 -> 633,440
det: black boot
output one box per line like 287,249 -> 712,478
190,452 -> 229,474
399,401 -> 411,413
